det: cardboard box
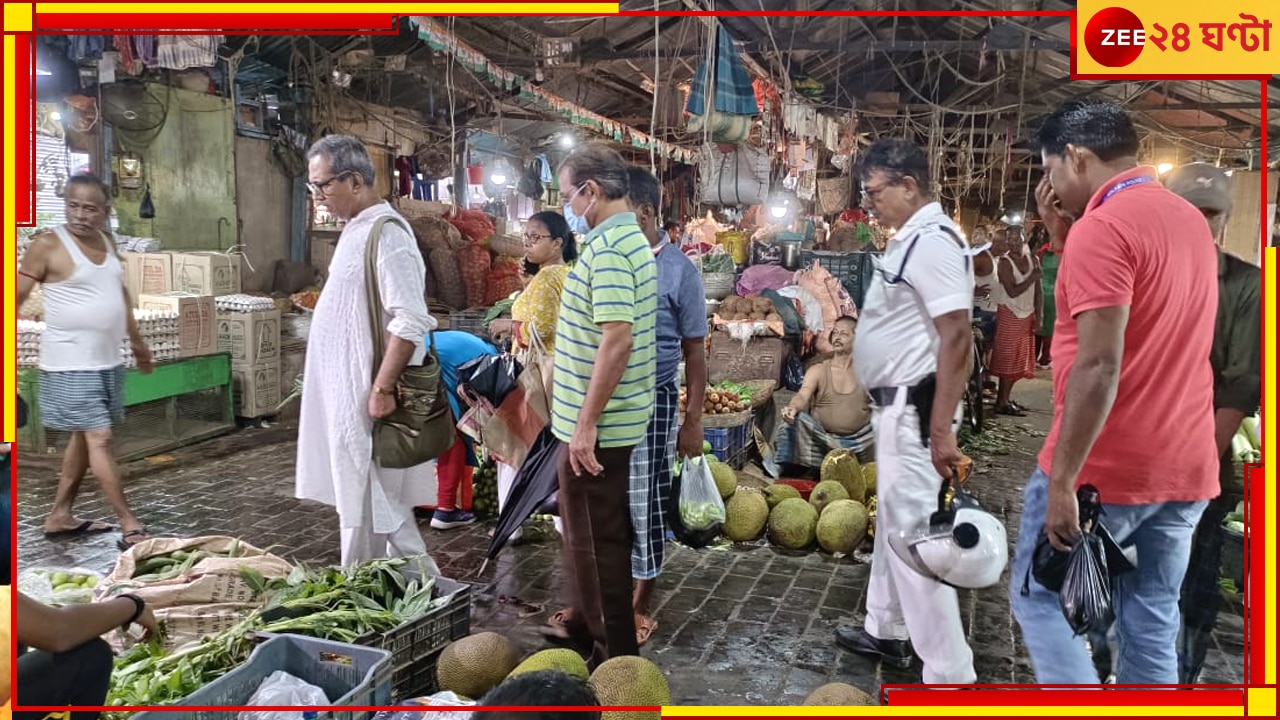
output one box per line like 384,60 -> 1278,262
172,252 -> 242,296
122,252 -> 173,300
217,309 -> 281,366
137,293 -> 217,358
231,361 -> 280,418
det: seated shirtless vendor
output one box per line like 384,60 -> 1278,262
765,316 -> 874,477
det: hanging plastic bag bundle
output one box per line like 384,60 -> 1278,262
675,456 -> 727,548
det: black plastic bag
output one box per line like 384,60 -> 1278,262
138,184 -> 156,219
1060,531 -> 1113,636
1026,484 -> 1136,595
783,354 -> 805,391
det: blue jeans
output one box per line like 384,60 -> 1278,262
1009,467 -> 1207,685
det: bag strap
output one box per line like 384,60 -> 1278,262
364,214 -> 439,384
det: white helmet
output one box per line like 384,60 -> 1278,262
890,482 -> 1009,589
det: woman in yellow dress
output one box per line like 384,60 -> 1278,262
487,211 -> 578,530
489,211 -> 577,353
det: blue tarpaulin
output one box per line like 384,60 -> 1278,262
686,24 -> 758,117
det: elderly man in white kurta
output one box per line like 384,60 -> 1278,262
295,134 -> 441,569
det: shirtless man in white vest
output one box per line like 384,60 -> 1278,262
16,173 -> 154,550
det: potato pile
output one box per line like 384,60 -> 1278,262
719,294 -> 782,323
680,387 -> 750,415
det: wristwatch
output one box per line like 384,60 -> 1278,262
372,384 -> 397,397
119,593 -> 146,630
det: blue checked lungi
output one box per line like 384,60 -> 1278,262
629,382 -> 680,580
771,410 -> 875,472
38,366 -> 127,432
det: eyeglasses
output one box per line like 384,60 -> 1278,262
860,181 -> 899,203
522,232 -> 552,246
307,171 -> 353,196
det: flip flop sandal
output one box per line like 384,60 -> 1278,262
117,529 -> 152,551
44,519 -> 114,538
995,405 -> 1027,417
635,614 -> 659,647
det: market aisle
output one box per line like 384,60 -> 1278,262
14,374 -> 1245,704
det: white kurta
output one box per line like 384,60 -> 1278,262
295,202 -> 438,550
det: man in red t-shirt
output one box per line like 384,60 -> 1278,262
1009,98 -> 1218,686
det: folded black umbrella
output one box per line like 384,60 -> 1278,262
478,427 -> 563,575
457,353 -> 522,408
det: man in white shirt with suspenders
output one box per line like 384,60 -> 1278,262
835,139 -> 979,686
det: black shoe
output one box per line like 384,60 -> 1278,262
835,625 -> 914,669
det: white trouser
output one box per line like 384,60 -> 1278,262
340,501 -> 438,572
864,387 -> 976,684
498,461 -> 563,535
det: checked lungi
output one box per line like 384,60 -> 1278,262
628,381 -> 680,580
990,305 -> 1036,381
38,366 -> 127,432
771,410 -> 875,473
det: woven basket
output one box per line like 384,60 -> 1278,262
703,272 -> 736,300
701,408 -> 753,428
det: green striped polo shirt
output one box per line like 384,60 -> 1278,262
551,211 -> 658,448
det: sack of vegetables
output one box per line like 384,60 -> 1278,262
95,536 -> 296,652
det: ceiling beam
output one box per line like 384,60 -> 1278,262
486,36 -> 1074,63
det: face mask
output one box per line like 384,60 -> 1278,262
564,204 -> 590,235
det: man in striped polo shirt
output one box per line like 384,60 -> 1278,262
551,143 -> 658,668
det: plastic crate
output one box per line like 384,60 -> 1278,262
133,634 -> 392,720
353,576 -> 472,699
800,250 -> 880,309
705,423 -> 749,470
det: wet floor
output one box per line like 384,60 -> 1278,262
14,374 -> 1246,703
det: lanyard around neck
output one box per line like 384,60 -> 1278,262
1098,176 -> 1154,206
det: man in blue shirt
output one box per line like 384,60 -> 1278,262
426,330 -> 498,530
626,167 -> 708,644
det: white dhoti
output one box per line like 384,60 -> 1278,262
294,202 -> 441,570
865,388 -> 975,684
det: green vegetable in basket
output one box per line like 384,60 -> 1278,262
107,555 -> 454,709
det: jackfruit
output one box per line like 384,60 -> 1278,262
803,682 -> 876,706
506,648 -> 589,681
768,498 -> 819,549
861,461 -> 877,496
437,632 -> 521,699
589,655 -> 671,720
821,449 -> 866,502
816,499 -> 870,555
763,483 -> 802,509
723,489 -> 769,541
808,480 -> 849,515
709,460 -> 737,499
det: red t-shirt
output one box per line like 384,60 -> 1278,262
1038,166 -> 1219,504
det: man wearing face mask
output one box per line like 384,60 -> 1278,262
548,144 -> 658,668
834,138 -> 977,685
1010,99 -> 1218,685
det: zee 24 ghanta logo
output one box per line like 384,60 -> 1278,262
1084,7 -> 1272,67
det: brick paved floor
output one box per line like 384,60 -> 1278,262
14,375 -> 1245,704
